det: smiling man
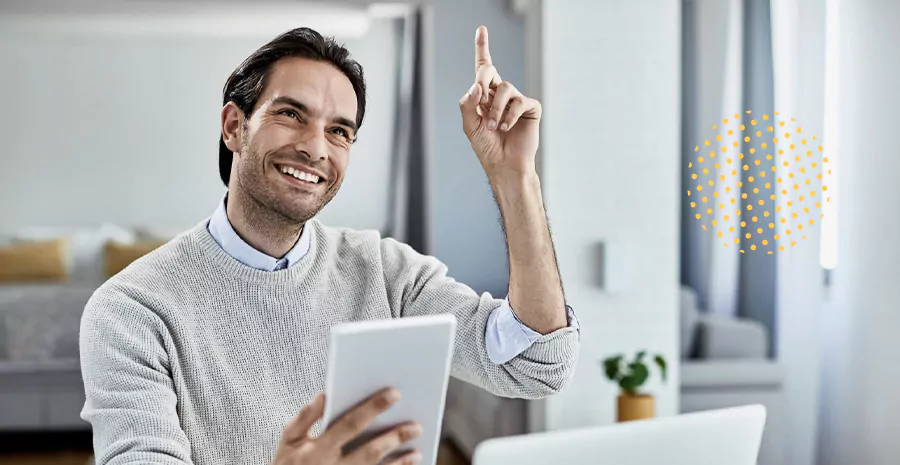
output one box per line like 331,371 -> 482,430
79,26 -> 579,465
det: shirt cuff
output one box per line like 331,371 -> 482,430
485,297 -> 580,365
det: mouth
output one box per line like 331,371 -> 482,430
274,163 -> 326,187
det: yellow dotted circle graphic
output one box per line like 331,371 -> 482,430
687,111 -> 834,254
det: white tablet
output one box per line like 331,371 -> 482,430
322,313 -> 457,465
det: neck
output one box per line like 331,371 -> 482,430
226,189 -> 303,259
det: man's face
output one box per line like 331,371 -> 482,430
230,57 -> 358,223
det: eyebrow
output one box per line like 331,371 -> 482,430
270,96 -> 358,136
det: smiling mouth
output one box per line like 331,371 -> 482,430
275,164 -> 324,185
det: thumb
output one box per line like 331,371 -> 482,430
281,392 -> 325,444
458,82 -> 483,135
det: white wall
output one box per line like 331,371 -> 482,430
0,9 -> 399,233
818,0 -> 900,464
536,0 -> 682,429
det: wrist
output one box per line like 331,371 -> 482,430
487,168 -> 541,194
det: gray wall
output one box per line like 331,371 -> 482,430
430,0 -> 525,296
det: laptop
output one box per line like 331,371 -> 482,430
471,404 -> 766,465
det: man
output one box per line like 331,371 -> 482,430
80,26 -> 579,465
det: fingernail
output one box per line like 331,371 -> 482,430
386,388 -> 401,402
500,122 -> 509,131
487,120 -> 497,130
468,83 -> 478,96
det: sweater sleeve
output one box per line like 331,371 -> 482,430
80,284 -> 193,465
380,237 -> 579,399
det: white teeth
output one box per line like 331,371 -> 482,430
287,167 -> 296,175
310,175 -> 320,183
280,166 -> 289,174
279,165 -> 320,183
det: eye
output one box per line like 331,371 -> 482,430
278,109 -> 301,120
329,127 -> 351,139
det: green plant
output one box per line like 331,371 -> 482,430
601,351 -> 667,395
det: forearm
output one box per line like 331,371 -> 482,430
490,169 -> 567,334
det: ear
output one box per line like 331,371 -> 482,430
221,102 -> 245,154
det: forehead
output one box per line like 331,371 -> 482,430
259,56 -> 358,121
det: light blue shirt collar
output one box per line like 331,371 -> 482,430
207,194 -> 311,271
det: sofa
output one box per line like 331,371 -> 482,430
442,286 -> 787,465
0,223 -> 169,432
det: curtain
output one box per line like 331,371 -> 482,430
385,8 -> 431,254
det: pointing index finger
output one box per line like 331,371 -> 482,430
475,25 -> 491,70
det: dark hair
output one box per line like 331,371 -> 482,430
218,27 -> 367,186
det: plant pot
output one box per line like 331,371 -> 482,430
617,393 -> 654,422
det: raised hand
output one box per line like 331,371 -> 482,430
459,25 -> 542,177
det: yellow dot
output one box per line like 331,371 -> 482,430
823,185 -> 829,191
720,175 -> 726,181
764,211 -> 770,217
756,131 -> 763,137
790,144 -> 796,150
770,224 -> 775,230
752,216 -> 758,222
730,198 -> 736,204
702,196 -> 708,203
735,238 -> 740,244
795,155 -> 801,162
801,167 -> 807,174
729,226 -> 735,233
716,135 -> 722,141
758,200 -> 764,206
780,121 -> 785,127
782,189 -> 788,195
747,205 -> 754,211
753,188 -> 760,194
791,241 -> 797,247
751,244 -> 757,251
797,127 -> 802,133
702,168 -> 709,175
768,251 -> 773,255
702,225 -> 707,230
776,206 -> 782,212
754,160 -> 761,166
774,137 -> 780,143
705,140 -> 711,146
768,126 -> 774,132
763,114 -> 769,120
798,224 -> 804,230
744,136 -> 751,142
780,218 -> 787,223
737,181 -> 743,187
811,191 -> 817,197
809,219 -> 815,225
802,139 -> 807,145
740,124 -> 746,130
747,110 -> 752,114
792,212 -> 798,219
736,209 -> 741,215
778,149 -> 784,155
739,153 -> 745,159
733,141 -> 739,147
794,184 -> 800,190
689,162 -> 693,168
721,147 -> 727,153
743,165 -> 750,171
760,171 -> 767,177
715,163 -> 721,169
785,132 -> 791,139
740,250 -> 745,253
751,119 -> 757,125
800,196 -> 805,202
816,202 -> 821,208
762,240 -> 769,245
780,246 -> 785,251
692,173 -> 698,180
718,201 -> 723,207
698,185 -> 703,191
725,215 -> 731,220
712,220 -> 719,226
766,154 -> 773,161
728,129 -> 734,135
688,190 -> 692,196
746,233 -> 752,239
783,161 -> 789,167
787,229 -> 791,235
724,118 -> 730,124
787,201 -> 793,207
750,148 -> 756,154
699,157 -> 705,163
707,208 -> 713,214
750,176 -> 756,183
757,228 -> 763,234
765,183 -> 771,188
726,186 -> 732,193
742,193 -> 748,199
761,143 -> 768,149
696,214 -> 701,219
740,221 -> 747,227
695,146 -> 699,151
712,125 -> 718,129
727,158 -> 733,164
819,145 -> 824,151
789,173 -> 795,178
718,231 -> 723,237
804,207 -> 809,213
708,180 -> 715,186
690,202 -> 696,208
812,162 -> 818,168
774,234 -> 780,240
771,167 -> 777,172
824,157 -> 830,163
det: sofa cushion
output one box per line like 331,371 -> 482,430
680,286 -> 700,358
0,239 -> 68,283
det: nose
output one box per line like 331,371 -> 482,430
295,125 -> 329,162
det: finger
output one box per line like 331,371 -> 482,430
499,97 -> 528,132
474,25 -> 492,71
321,387 -> 400,448
281,392 -> 325,444
344,422 -> 422,465
487,82 -> 519,131
476,65 -> 502,103
459,82 -> 484,135
382,449 -> 424,465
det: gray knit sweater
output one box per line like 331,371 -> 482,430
79,219 -> 579,465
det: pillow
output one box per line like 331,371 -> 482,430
104,241 -> 165,277
8,223 -> 136,284
0,239 -> 68,283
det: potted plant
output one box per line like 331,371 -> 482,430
601,351 -> 667,422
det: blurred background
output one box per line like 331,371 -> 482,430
0,0 -> 897,464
